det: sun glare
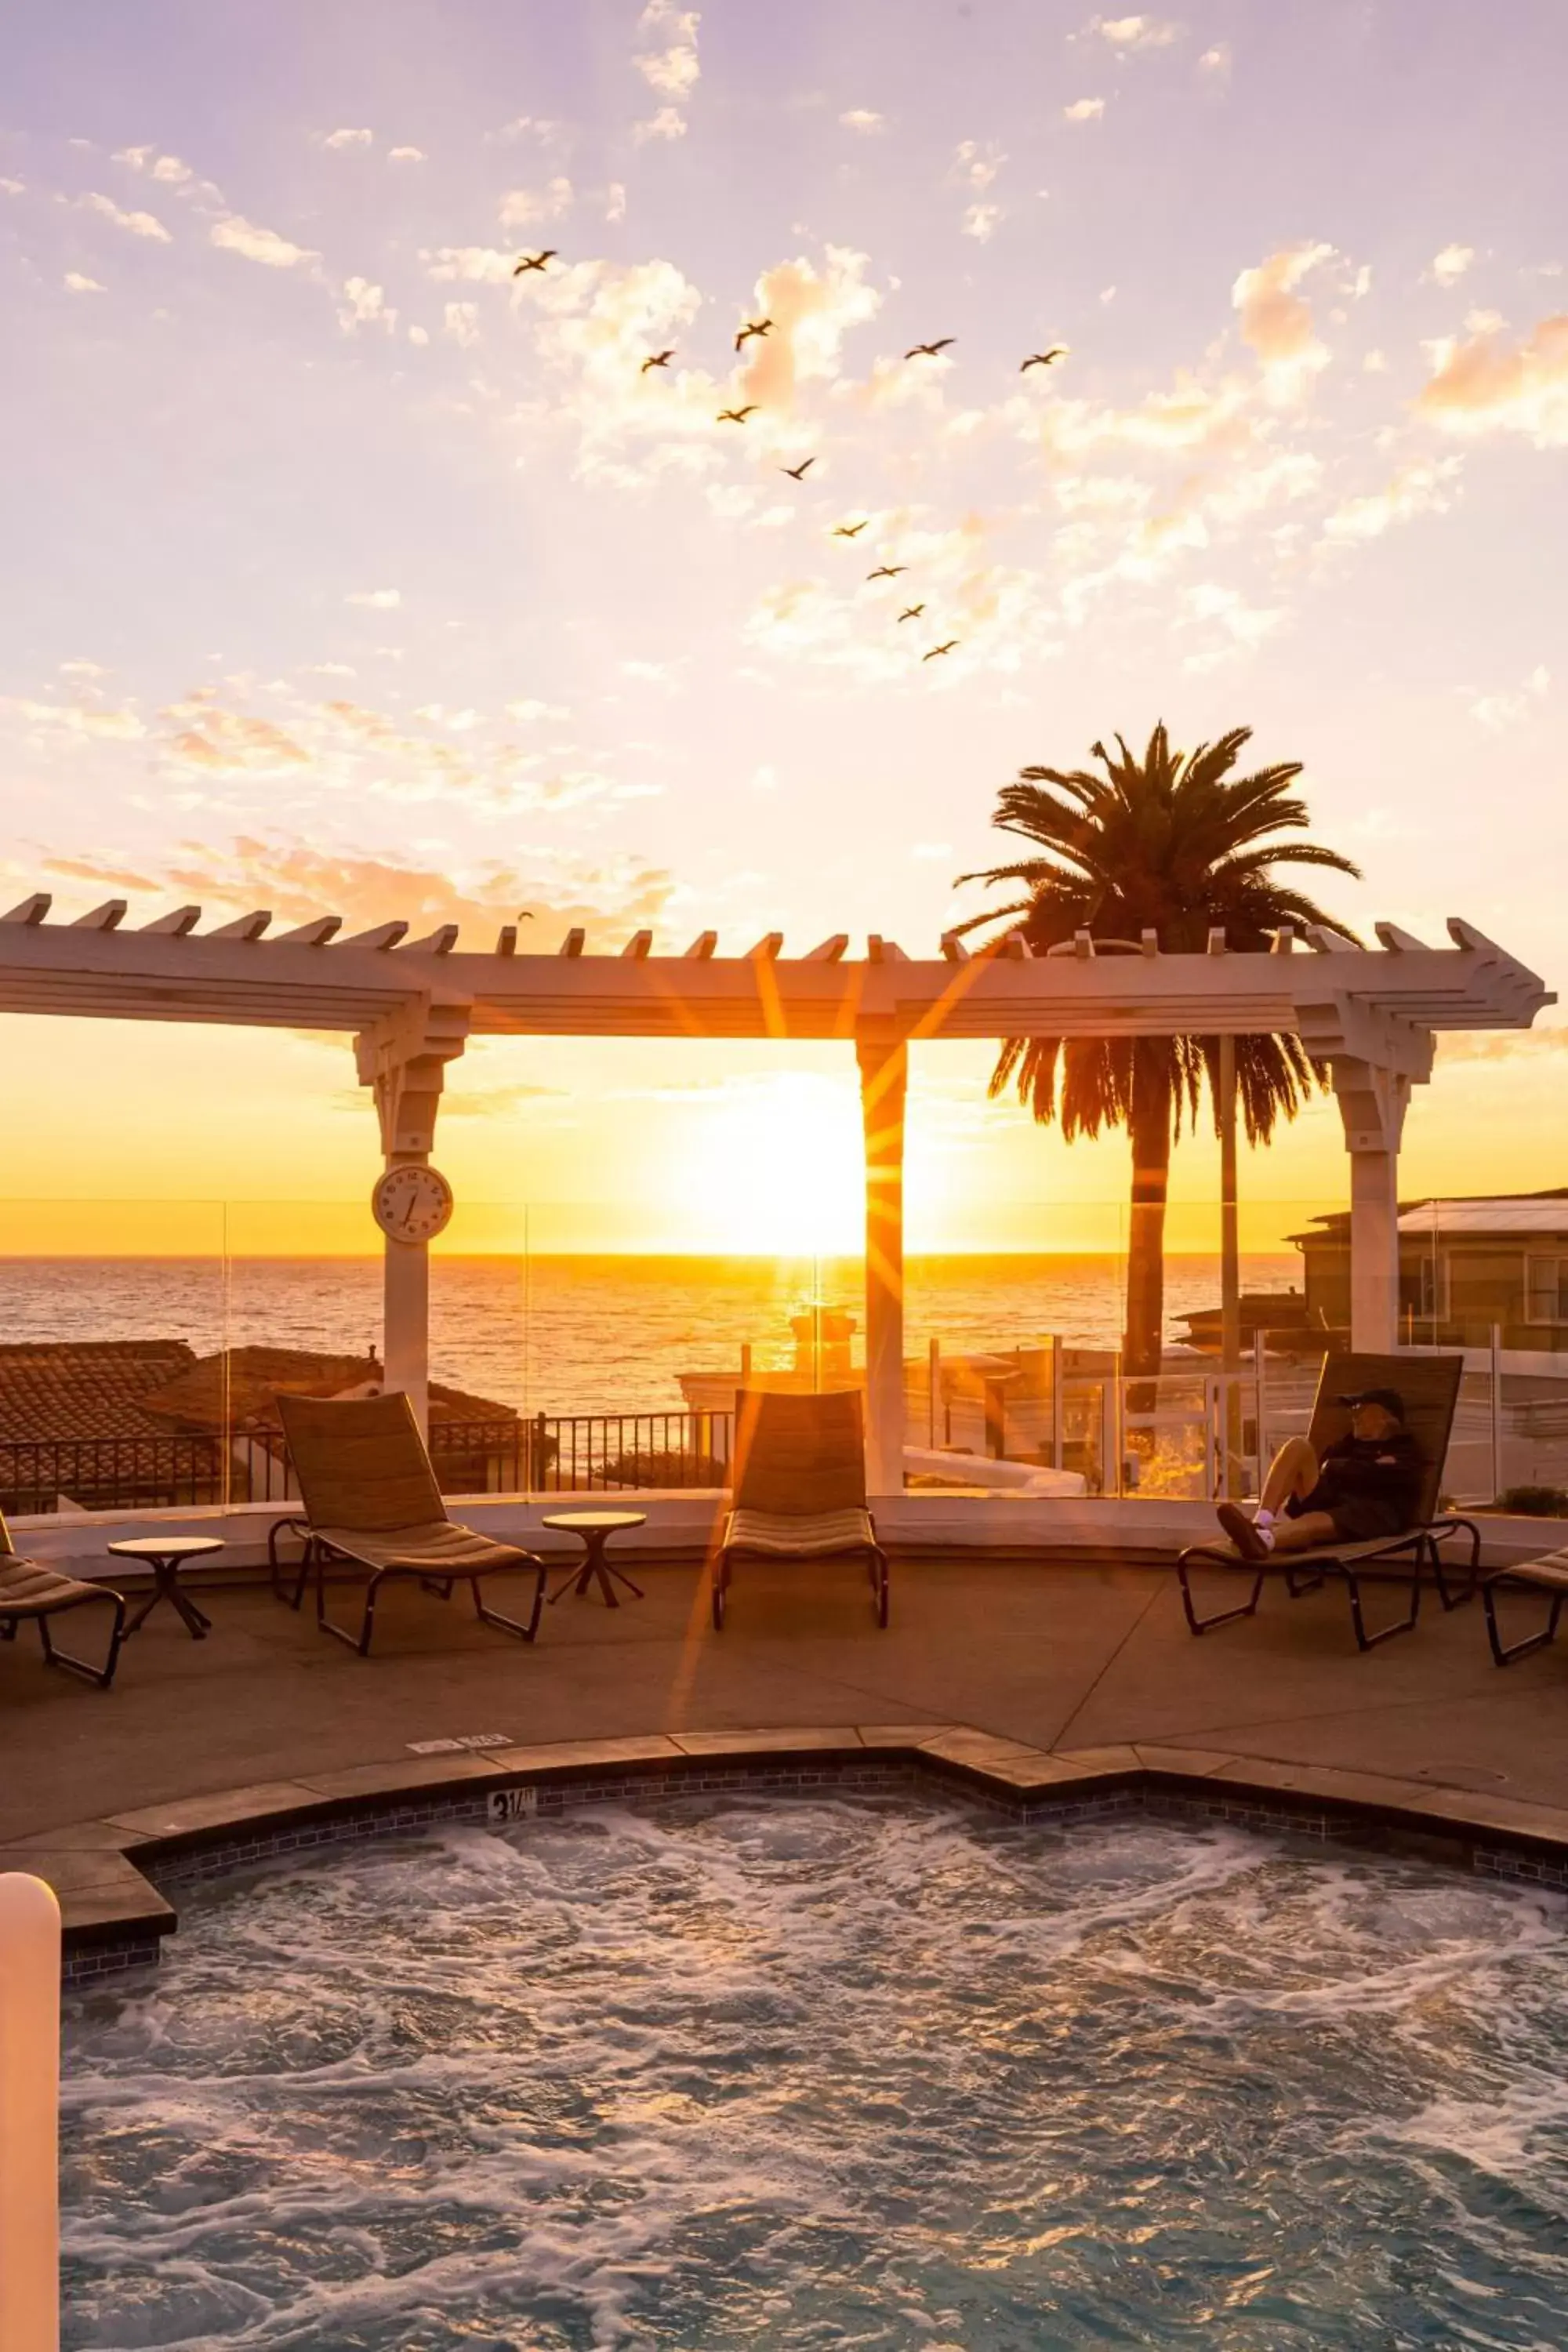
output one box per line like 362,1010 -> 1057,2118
684,1073 -> 867,1257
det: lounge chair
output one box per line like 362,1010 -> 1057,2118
1177,1352 -> 1479,1651
1479,1548 -> 1568,1664
0,1509 -> 127,1688
712,1388 -> 889,1630
276,1390 -> 547,1656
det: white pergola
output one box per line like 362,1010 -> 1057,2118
0,891 -> 1552,1491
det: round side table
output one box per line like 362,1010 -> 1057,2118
107,1536 -> 224,1640
541,1512 -> 648,1608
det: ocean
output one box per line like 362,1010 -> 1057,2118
2,1254 -> 1301,1417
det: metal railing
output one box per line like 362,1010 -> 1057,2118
0,1411 -> 735,1516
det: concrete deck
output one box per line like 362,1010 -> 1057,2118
5,1552 -> 1568,1847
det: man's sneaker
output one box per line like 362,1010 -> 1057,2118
1217,1502 -> 1271,1561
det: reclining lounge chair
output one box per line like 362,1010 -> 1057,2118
277,1390 -> 547,1657
1177,1352 -> 1477,1651
712,1388 -> 889,1630
0,1508 -> 127,1689
1479,1547 -> 1568,1665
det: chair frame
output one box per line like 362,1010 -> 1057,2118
712,1388 -> 889,1632
712,1526 -> 889,1632
273,1393 -> 547,1657
299,1532 -> 544,1657
1,1578 -> 128,1689
1480,1565 -> 1568,1666
1176,1351 -> 1477,1652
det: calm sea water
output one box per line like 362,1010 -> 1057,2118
0,1253 -> 1298,1417
60,1797 -> 1568,2349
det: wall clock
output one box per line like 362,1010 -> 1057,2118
371,1163 -> 454,1244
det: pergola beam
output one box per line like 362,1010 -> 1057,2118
0,895 -> 1552,1488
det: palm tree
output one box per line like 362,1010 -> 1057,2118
955,724 -> 1359,1380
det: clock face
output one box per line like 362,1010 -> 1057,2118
372,1163 -> 454,1244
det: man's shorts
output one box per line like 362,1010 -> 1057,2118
1287,1487 -> 1405,1544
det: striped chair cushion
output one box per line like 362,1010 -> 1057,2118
314,1519 -> 538,1576
724,1507 -> 878,1559
1498,1546 -> 1568,1592
0,1559 -> 107,1618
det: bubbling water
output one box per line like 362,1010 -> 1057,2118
61,1798 -> 1568,2348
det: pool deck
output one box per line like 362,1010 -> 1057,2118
7,1547 -> 1568,1963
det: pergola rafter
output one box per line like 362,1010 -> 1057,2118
1,893 -> 1553,1490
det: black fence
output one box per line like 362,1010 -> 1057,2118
0,1412 -> 735,1517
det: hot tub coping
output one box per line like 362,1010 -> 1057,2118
16,1724 -> 1568,1983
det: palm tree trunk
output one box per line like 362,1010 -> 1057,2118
1123,1043 -> 1173,1387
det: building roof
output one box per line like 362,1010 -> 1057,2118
0,1338 -> 197,1442
1293,1190 -> 1568,1245
140,1345 -> 516,1432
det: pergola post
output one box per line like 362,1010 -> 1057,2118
1330,1057 -> 1410,1352
354,996 -> 471,1437
855,1029 -> 907,1497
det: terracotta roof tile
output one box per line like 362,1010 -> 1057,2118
0,1341 -> 197,1442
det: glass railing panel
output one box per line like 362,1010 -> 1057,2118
0,1200 -> 230,1516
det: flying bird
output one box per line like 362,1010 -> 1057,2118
513,250 -> 557,274
735,318 -> 774,350
832,520 -> 868,538
905,337 -> 955,359
897,604 -> 925,622
922,640 -> 959,661
780,457 -> 816,480
641,349 -> 675,373
867,564 -> 907,580
1021,347 -> 1068,371
716,405 -> 758,423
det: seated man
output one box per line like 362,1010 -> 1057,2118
1216,1388 -> 1425,1560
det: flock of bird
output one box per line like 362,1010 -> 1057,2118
513,248 -> 1069,670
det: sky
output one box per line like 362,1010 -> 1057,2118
2,0 -> 1566,1256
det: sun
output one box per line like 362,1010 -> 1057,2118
681,1072 -> 867,1257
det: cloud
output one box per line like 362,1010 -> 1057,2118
0,176 -> 24,196
1470,664 -> 1551,731
1320,458 -> 1460,543
388,146 -> 426,164
605,182 -> 627,222
633,107 -> 688,144
166,711 -> 311,772
1197,42 -> 1232,74
1232,241 -> 1334,383
1091,14 -> 1182,49
1428,242 -> 1475,287
49,838 -> 677,945
840,109 -> 884,132
324,126 -> 372,150
1062,98 -> 1105,122
64,271 -> 105,294
1414,313 -> 1568,446
347,588 -> 401,608
5,697 -> 145,742
423,245 -> 515,284
114,147 -> 191,184
735,245 -> 882,414
443,299 -> 481,347
1435,1024 -> 1568,1065
963,205 -> 1004,243
80,191 -> 171,241
338,277 -> 394,332
952,139 -> 1004,192
499,177 -> 573,227
635,0 -> 701,97
209,213 -> 318,270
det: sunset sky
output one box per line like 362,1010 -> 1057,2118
2,0 -> 1565,1255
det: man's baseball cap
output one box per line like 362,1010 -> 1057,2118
1338,1386 -> 1405,1421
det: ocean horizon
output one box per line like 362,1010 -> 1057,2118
2,1251 -> 1301,1418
